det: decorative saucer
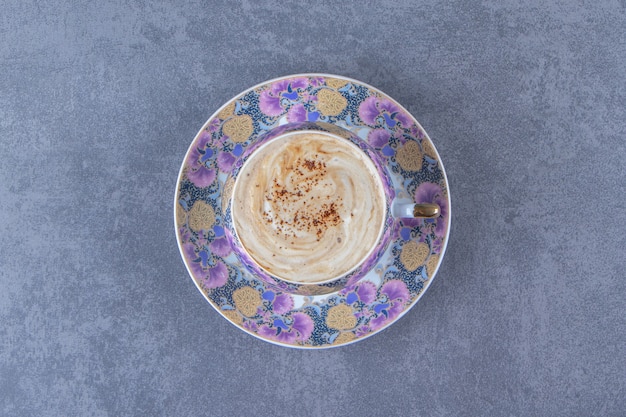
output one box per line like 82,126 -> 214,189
175,74 -> 451,348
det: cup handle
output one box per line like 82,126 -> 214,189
393,203 -> 440,218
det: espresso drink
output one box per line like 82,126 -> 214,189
232,131 -> 386,283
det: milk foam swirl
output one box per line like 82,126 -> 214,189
232,132 -> 386,283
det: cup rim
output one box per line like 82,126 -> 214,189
230,126 -> 389,287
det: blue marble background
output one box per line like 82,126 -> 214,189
1,1 -> 624,416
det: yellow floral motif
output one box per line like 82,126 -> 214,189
221,309 -> 243,326
222,115 -> 253,143
316,89 -> 347,116
222,177 -> 235,213
232,287 -> 262,317
175,202 -> 187,227
188,201 -> 216,231
217,102 -> 235,119
422,139 -> 438,160
426,254 -> 440,278
298,285 -> 336,296
400,241 -> 430,272
326,304 -> 356,330
333,332 -> 356,345
325,78 -> 348,90
396,140 -> 424,171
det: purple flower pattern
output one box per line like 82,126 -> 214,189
415,182 -> 449,241
186,131 -> 217,188
359,96 -> 413,129
259,77 -> 310,117
240,291 -> 314,344
183,243 -> 229,289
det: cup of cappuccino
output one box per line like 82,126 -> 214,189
227,122 -> 439,295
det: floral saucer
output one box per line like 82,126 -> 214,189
175,74 -> 451,348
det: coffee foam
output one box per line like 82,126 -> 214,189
232,131 -> 386,283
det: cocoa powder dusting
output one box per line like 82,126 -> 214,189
261,155 -> 344,243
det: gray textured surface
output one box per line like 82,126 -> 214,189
1,0 -> 625,416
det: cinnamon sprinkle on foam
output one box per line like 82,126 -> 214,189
262,155 -> 344,244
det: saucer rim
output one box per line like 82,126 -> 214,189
174,73 -> 452,349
